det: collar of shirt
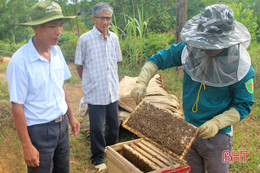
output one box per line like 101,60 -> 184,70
93,25 -> 110,40
28,36 -> 57,63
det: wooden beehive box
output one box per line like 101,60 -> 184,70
106,138 -> 190,173
122,100 -> 199,161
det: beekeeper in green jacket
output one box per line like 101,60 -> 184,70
130,4 -> 254,173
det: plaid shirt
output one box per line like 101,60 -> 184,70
75,26 -> 122,105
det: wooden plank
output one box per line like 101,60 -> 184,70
135,141 -> 170,166
124,145 -> 161,170
107,160 -> 124,173
141,139 -> 187,166
129,143 -> 167,168
106,146 -> 142,173
109,138 -> 142,151
141,140 -> 169,161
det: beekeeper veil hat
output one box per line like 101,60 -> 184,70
181,4 -> 251,50
180,4 -> 251,87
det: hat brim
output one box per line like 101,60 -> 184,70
20,14 -> 75,26
181,14 -> 251,50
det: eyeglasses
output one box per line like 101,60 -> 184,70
94,16 -> 112,21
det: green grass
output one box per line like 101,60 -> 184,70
65,74 -> 81,84
0,81 -> 9,100
229,45 -> 260,172
0,63 -> 9,100
69,132 -> 95,172
0,63 -> 7,72
118,63 -> 142,80
250,45 -> 260,71
65,64 -> 81,85
0,100 -> 27,172
230,115 -> 260,172
158,67 -> 184,99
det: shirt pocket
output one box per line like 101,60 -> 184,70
52,67 -> 64,87
109,49 -> 118,68
28,63 -> 49,98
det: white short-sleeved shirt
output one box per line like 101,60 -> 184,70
75,26 -> 122,105
6,37 -> 71,126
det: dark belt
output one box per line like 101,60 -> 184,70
54,114 -> 66,123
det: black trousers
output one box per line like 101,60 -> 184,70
27,115 -> 70,173
88,101 -> 119,165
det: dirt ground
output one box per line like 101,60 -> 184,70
65,83 -> 84,118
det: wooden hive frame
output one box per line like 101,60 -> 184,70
122,100 -> 199,160
106,138 -> 190,173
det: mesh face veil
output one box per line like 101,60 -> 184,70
181,44 -> 251,87
180,4 -> 252,87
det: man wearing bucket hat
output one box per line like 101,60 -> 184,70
131,4 -> 254,173
6,1 -> 80,172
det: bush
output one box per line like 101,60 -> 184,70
58,32 -> 79,63
120,32 -> 175,67
0,40 -> 27,57
227,3 -> 260,47
120,38 -> 143,66
143,32 -> 176,59
248,44 -> 260,71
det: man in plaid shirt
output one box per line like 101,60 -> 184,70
75,2 -> 122,172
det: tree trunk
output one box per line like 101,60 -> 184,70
74,0 -> 80,35
175,0 -> 187,75
176,0 -> 187,43
2,0 -> 6,11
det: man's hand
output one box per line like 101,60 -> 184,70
130,80 -> 147,104
69,117 -> 80,136
23,144 -> 40,167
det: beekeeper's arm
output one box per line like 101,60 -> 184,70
130,42 -> 186,104
130,62 -> 158,104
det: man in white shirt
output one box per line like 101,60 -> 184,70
6,1 -> 80,172
75,2 -> 122,172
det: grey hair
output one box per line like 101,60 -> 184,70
93,2 -> 113,17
